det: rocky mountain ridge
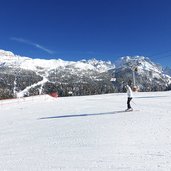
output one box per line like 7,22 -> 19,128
0,49 -> 170,99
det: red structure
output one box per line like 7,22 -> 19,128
49,92 -> 58,98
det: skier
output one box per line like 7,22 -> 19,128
125,85 -> 133,111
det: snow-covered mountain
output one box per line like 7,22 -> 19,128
0,49 -> 114,73
114,56 -> 171,91
117,56 -> 163,73
0,49 -> 171,98
0,49 -> 115,98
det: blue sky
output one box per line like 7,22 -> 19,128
0,0 -> 171,67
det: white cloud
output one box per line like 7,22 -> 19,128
11,37 -> 55,54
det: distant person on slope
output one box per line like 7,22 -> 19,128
125,85 -> 133,111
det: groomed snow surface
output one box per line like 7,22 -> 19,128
0,91 -> 171,171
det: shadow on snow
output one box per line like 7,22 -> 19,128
39,110 -> 127,120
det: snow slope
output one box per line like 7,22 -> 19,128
0,91 -> 171,170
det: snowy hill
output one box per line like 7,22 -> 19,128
0,91 -> 171,170
0,49 -> 171,98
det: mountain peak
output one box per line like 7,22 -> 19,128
117,55 -> 163,73
0,49 -> 15,57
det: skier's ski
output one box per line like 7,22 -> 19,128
125,108 -> 133,112
125,109 -> 139,112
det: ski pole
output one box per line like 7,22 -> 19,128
132,100 -> 136,105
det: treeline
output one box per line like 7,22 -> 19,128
0,66 -> 170,100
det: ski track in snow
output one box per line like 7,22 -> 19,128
0,92 -> 171,170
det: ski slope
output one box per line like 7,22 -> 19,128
0,91 -> 171,171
